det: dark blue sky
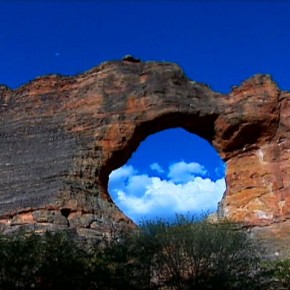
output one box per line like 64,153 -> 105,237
1,1 -> 289,220
1,1 -> 290,92
127,128 -> 224,181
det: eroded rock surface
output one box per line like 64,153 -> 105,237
0,59 -> 289,247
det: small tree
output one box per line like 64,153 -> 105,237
0,216 -> 264,289
36,231 -> 89,290
0,232 -> 42,289
135,215 -> 262,290
259,259 -> 290,290
0,231 -> 90,290
99,222 -> 163,289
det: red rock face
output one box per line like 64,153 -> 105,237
0,60 -> 288,246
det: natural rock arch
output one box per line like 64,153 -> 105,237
99,112 -> 218,203
0,60 -> 289,246
107,126 -> 226,222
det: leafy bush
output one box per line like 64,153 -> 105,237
0,216 -> 272,289
0,231 -> 90,289
134,215 -> 262,290
258,259 -> 290,290
273,259 -> 290,288
35,232 -> 89,290
0,232 -> 42,289
90,215 -> 262,289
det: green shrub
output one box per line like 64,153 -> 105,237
0,231 -> 90,289
99,215 -> 262,290
36,232 -> 89,290
136,216 -> 262,290
0,216 -> 268,289
0,233 -> 42,289
273,259 -> 290,288
259,259 -> 290,290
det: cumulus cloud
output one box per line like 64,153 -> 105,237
109,165 -> 135,192
110,164 -> 135,180
108,161 -> 226,223
150,162 -> 164,174
168,161 -> 207,183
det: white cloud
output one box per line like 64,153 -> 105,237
150,162 -> 164,174
123,174 -> 152,198
109,165 -> 136,192
110,164 -> 135,180
168,161 -> 207,183
109,161 -> 226,223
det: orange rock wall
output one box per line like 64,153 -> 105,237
0,60 -> 289,243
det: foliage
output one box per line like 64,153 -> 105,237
136,215 -> 262,290
0,232 -> 42,289
258,259 -> 290,290
0,215 -> 286,289
88,215 -> 262,289
0,231 -> 90,289
273,259 -> 290,288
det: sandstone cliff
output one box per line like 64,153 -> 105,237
0,59 -> 289,250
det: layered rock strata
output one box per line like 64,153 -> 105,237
0,59 -> 289,247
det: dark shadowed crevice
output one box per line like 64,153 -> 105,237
60,208 -> 71,218
60,208 -> 71,227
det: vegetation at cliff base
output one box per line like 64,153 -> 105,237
0,216 -> 288,289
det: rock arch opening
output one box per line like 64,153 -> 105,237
99,111 -> 220,197
107,127 -> 226,223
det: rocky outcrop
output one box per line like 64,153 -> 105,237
0,59 -> 289,247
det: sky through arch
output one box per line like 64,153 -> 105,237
109,128 -> 226,223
